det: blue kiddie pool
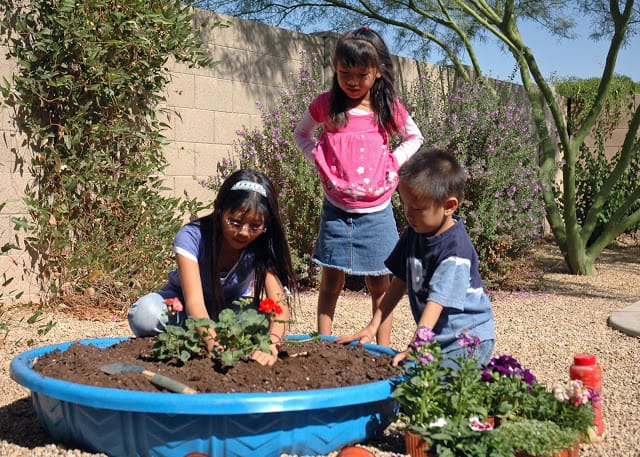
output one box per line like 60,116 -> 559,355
10,335 -> 399,457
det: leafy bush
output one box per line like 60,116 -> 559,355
574,144 -> 640,244
405,74 -> 545,287
552,76 -> 638,136
0,0 -> 212,309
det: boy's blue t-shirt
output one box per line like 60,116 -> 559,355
385,216 -> 495,352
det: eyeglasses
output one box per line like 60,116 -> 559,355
224,217 -> 267,234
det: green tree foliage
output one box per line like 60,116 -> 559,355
0,0 -> 213,308
553,76 -> 640,244
203,0 -> 640,275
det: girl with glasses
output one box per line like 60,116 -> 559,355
128,169 -> 297,366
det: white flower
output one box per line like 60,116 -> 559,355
429,417 -> 447,428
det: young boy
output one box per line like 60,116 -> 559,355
337,147 -> 495,366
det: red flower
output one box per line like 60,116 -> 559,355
259,297 -> 282,316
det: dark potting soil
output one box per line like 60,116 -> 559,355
33,337 -> 401,393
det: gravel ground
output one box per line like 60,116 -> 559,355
1,241 -> 639,457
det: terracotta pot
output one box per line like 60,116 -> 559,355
404,430 -> 436,457
515,441 -> 580,457
404,418 -> 498,457
336,445 -> 375,457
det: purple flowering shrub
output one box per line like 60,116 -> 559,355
404,76 -> 545,288
206,57 -> 544,288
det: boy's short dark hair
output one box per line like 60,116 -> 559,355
398,147 -> 467,203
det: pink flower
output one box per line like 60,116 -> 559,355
163,297 -> 183,313
552,379 -> 592,406
469,417 -> 494,431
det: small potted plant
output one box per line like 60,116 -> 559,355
392,327 -> 597,457
392,327 -> 496,457
481,356 -> 595,457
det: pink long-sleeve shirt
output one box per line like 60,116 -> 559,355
294,91 -> 424,213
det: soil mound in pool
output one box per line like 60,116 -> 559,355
34,337 -> 401,393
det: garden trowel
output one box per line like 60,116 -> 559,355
101,362 -> 197,394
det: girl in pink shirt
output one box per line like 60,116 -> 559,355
294,27 -> 423,346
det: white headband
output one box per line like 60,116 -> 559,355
230,180 -> 267,198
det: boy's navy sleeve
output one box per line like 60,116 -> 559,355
384,230 -> 408,280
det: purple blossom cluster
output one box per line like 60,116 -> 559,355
457,330 -> 481,356
481,354 -> 536,386
412,325 -> 436,347
412,326 -> 437,365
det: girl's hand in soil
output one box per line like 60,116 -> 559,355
335,326 -> 377,346
250,344 -> 279,366
202,329 -> 224,354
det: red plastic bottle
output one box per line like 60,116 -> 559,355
570,353 -> 604,439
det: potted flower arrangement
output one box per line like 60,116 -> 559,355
392,326 -> 597,457
481,355 -> 595,457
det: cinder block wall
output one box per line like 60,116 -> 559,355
604,94 -> 639,159
0,40 -> 34,300
0,10 -> 424,302
162,11 -> 327,204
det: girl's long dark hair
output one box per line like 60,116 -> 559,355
201,169 -> 297,319
329,27 -> 399,133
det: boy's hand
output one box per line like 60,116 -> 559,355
392,349 -> 410,367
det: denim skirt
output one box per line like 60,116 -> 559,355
313,199 -> 399,276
